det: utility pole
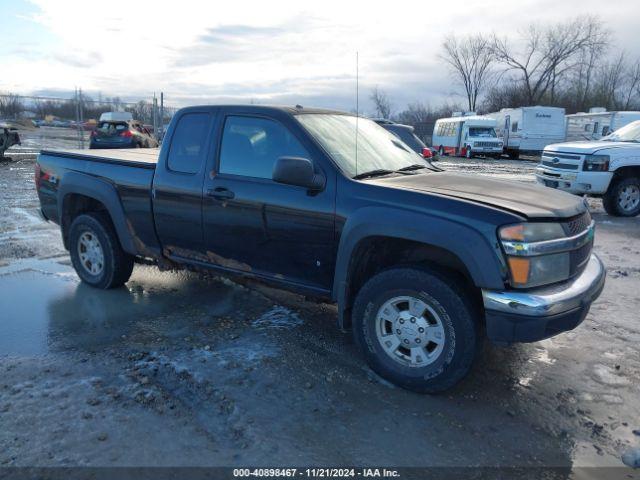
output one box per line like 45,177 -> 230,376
75,87 -> 85,149
159,92 -> 164,142
152,93 -> 158,139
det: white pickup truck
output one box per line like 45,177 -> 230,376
536,120 -> 640,217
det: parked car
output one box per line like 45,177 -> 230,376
90,120 -> 158,149
486,106 -> 566,159
374,119 -> 437,160
0,123 -> 21,158
35,105 -> 605,393
536,120 -> 640,217
433,114 -> 503,159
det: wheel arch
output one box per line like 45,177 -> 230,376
58,172 -> 137,255
332,207 -> 506,330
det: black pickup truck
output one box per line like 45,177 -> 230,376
35,105 -> 606,392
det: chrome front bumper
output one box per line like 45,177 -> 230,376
481,254 -> 606,343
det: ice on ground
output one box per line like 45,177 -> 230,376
251,306 -> 303,330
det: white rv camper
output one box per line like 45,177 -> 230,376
565,108 -> 640,142
485,106 -> 566,159
432,113 -> 502,159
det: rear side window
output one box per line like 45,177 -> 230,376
167,113 -> 210,174
219,116 -> 308,179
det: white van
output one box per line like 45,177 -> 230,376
432,114 -> 503,159
486,106 -> 566,159
565,108 -> 640,142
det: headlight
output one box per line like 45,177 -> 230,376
583,155 -> 610,172
499,222 -> 571,288
505,252 -> 570,288
500,223 -> 565,243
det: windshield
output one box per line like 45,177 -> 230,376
296,114 -> 429,177
603,121 -> 640,142
468,127 -> 496,137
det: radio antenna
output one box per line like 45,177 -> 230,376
355,51 -> 359,176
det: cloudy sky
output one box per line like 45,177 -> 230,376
1,0 -> 638,113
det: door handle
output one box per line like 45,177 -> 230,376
207,187 -> 235,200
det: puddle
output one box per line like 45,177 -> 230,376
0,258 -> 274,356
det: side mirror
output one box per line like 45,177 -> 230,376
273,157 -> 325,191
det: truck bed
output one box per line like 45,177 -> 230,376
40,148 -> 160,169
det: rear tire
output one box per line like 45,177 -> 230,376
603,176 -> 640,217
352,267 -> 480,393
508,149 -> 519,160
69,212 -> 134,289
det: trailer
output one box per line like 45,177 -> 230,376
485,106 -> 565,159
565,108 -> 640,142
432,114 -> 502,159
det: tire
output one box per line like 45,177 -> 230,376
603,176 -> 640,217
508,149 -> 519,160
352,267 -> 480,393
69,212 -> 134,289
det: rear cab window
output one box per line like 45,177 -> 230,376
167,112 -> 211,174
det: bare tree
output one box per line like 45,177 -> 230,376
441,34 -> 494,111
491,16 -> 610,105
0,93 -> 24,119
623,59 -> 640,110
370,86 -> 392,119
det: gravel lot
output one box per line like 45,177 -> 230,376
1,129 -> 639,476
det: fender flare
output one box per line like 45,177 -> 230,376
331,207 -> 506,329
57,171 -> 137,255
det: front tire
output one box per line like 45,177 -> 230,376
603,177 -> 640,217
69,212 -> 134,289
352,267 -> 480,393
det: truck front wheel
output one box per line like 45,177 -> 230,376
352,267 -> 480,393
69,212 -> 134,289
603,177 -> 640,217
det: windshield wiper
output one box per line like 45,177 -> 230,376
352,169 -> 396,180
397,164 -> 428,172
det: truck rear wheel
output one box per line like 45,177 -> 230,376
69,212 -> 134,289
603,177 -> 640,217
352,267 -> 480,393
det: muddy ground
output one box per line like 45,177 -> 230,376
1,130 -> 639,476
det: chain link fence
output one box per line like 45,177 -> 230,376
0,91 -> 179,149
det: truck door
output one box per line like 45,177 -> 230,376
201,111 -> 336,292
152,110 -> 215,254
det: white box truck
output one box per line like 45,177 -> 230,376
485,106 -> 566,159
565,108 -> 640,142
432,114 -> 503,159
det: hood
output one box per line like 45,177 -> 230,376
545,140 -> 638,154
370,172 -> 586,219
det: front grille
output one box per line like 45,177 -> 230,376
542,152 -> 582,160
541,160 -> 579,170
570,240 -> 593,276
474,141 -> 500,148
560,211 -> 593,278
562,211 -> 592,236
